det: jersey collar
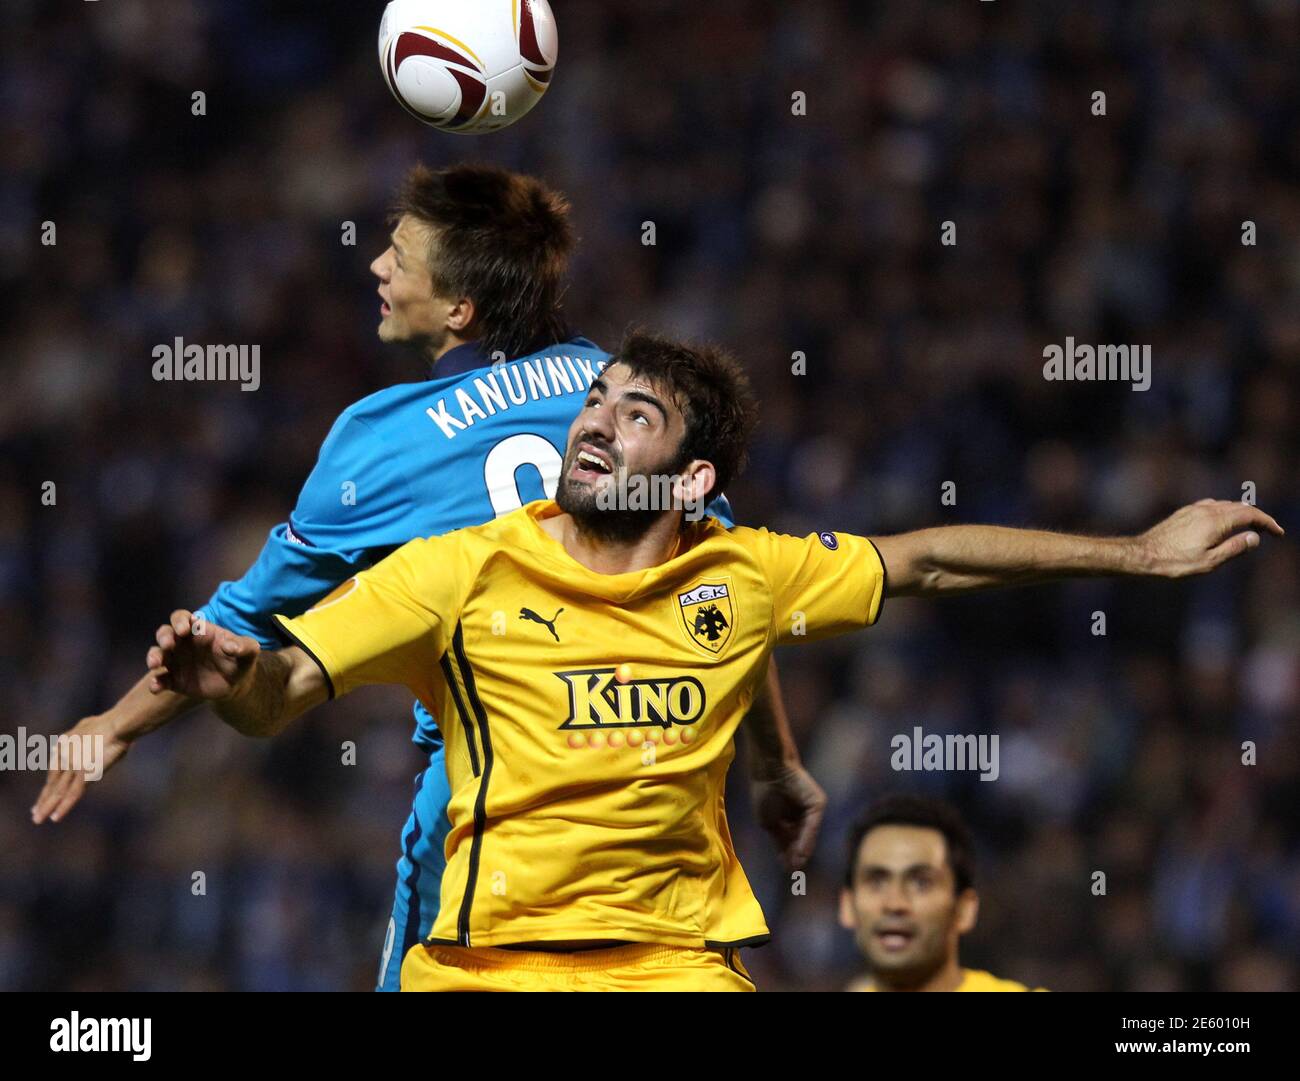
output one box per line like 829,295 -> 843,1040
522,499 -> 718,592
432,335 -> 602,381
431,341 -> 492,379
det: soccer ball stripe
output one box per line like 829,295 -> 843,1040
378,0 -> 556,133
386,30 -> 488,128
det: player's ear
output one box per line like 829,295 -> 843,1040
838,887 -> 859,931
674,460 -> 716,509
955,888 -> 979,935
445,295 -> 476,335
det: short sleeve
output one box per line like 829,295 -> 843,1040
273,533 -> 468,700
735,528 -> 887,645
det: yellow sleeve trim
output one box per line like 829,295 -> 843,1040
862,536 -> 888,625
272,613 -> 341,700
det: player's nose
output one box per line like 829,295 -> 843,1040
878,881 -> 911,911
370,248 -> 392,279
581,409 -> 615,445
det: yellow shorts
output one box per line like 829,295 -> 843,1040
400,941 -> 756,992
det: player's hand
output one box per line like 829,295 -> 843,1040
30,713 -> 131,824
750,761 -> 827,871
1136,499 -> 1284,577
146,610 -> 260,701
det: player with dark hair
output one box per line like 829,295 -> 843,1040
379,162 -> 572,361
32,166 -> 821,992
839,795 -> 1035,992
147,330 -> 1281,990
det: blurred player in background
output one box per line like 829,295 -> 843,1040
840,795 -> 1040,992
32,164 -> 820,991
147,332 -> 1281,991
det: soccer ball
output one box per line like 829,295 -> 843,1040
378,0 -> 557,133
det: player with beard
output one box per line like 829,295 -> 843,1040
839,796 -> 1041,991
33,165 -> 822,992
146,331 -> 1281,990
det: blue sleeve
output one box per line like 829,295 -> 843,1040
198,412 -> 418,648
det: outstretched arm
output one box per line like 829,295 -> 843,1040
31,678 -> 196,824
146,610 -> 328,737
33,412 -> 419,823
871,499 -> 1283,598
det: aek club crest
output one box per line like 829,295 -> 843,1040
677,580 -> 734,655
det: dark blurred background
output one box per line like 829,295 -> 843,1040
2,0 -> 1298,991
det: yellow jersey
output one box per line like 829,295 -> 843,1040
275,499 -> 886,949
851,969 -> 1040,992
956,969 -> 1038,992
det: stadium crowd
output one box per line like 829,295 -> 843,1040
1,0 -> 1297,990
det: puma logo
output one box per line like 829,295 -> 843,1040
519,606 -> 564,642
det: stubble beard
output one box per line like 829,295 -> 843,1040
555,444 -> 690,544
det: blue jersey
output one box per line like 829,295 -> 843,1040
197,336 -> 733,750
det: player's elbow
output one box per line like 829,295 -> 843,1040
894,565 -> 945,598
